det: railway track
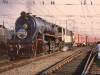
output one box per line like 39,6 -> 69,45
37,46 -> 95,75
81,48 -> 97,75
0,46 -> 82,73
86,53 -> 99,75
0,50 -> 62,73
0,46 -> 93,74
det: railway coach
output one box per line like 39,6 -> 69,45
73,32 -> 87,47
72,32 -> 100,47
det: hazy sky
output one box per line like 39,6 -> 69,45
0,0 -> 100,37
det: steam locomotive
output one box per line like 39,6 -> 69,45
7,11 -> 72,59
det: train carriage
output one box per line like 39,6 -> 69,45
73,32 -> 87,47
87,36 -> 96,45
95,37 -> 100,43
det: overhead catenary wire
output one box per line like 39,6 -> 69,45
83,0 -> 100,35
46,0 -> 66,16
36,0 -> 55,18
90,0 -> 100,18
44,0 -> 68,25
84,2 -> 100,25
83,3 -> 95,36
79,0 -> 94,35
45,0 -> 94,29
15,0 -> 42,15
2,0 -> 99,24
1,0 -> 100,37
21,0 -> 53,17
16,0 -> 59,24
36,0 -> 61,21
8,3 -> 21,13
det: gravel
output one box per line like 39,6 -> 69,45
0,47 -> 83,75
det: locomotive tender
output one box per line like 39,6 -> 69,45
7,11 -> 73,59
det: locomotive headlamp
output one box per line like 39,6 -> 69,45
17,28 -> 27,39
23,24 -> 28,29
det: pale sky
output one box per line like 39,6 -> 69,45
0,0 -> 100,37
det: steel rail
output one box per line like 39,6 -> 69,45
0,50 -> 61,72
38,48 -> 89,75
82,52 -> 97,75
81,46 -> 97,75
81,47 -> 94,75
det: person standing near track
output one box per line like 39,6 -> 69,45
97,42 -> 100,52
96,41 -> 100,59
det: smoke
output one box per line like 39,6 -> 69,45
26,0 -> 32,13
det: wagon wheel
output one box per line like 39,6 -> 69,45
41,44 -> 49,55
59,41 -> 64,51
45,44 -> 49,54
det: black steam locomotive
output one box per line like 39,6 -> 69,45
7,11 -> 72,59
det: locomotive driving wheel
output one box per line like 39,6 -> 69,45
50,41 -> 55,53
41,44 -> 49,55
27,44 -> 37,58
44,44 -> 49,55
27,49 -> 36,58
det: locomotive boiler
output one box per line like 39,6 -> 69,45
7,11 -> 67,59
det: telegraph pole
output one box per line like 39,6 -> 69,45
3,20 -> 4,26
66,20 -> 75,31
2,20 -> 5,42
66,20 -> 67,30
